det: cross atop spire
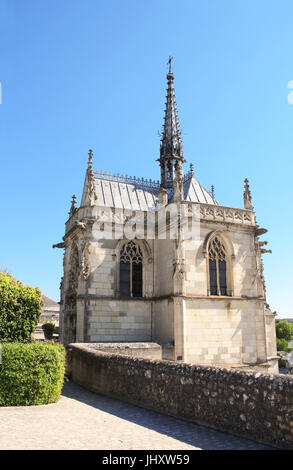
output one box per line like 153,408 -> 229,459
168,55 -> 173,74
158,58 -> 184,189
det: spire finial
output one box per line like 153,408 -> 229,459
190,163 -> 194,176
87,149 -> 97,205
69,194 -> 77,216
88,149 -> 93,168
211,185 -> 215,199
243,178 -> 253,210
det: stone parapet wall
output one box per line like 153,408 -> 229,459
72,342 -> 162,359
68,343 -> 293,449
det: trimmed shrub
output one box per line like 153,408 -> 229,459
42,322 -> 56,340
42,322 -> 55,332
278,358 -> 287,369
0,273 -> 42,342
0,342 -> 65,406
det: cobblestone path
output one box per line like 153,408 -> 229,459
0,381 -> 274,450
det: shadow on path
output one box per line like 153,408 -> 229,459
61,381 -> 274,450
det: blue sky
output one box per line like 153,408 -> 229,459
0,0 -> 292,318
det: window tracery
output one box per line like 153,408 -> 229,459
208,237 -> 227,296
119,241 -> 143,297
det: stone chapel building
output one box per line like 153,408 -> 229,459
54,61 -> 278,372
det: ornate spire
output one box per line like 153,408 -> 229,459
243,178 -> 253,210
158,58 -> 184,189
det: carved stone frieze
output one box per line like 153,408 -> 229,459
199,203 -> 254,225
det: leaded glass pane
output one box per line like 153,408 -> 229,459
219,260 -> 227,296
208,237 -> 228,296
209,259 -> 217,295
132,263 -> 143,298
120,262 -> 130,297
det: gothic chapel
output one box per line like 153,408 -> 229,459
55,61 -> 278,372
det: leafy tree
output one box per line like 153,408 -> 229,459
277,338 -> 289,352
0,272 -> 42,342
0,267 -> 12,275
276,320 -> 293,342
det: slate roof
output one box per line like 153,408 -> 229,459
93,172 -> 217,211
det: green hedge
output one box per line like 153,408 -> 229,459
0,273 -> 43,342
0,342 -> 65,406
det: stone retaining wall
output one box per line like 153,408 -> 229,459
67,343 -> 293,449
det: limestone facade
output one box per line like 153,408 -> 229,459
55,62 -> 278,372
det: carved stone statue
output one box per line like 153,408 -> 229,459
68,244 -> 79,292
81,241 -> 91,280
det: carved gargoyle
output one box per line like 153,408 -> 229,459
52,242 -> 65,249
255,227 -> 268,236
76,221 -> 86,230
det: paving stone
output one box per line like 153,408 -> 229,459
0,381 -> 274,450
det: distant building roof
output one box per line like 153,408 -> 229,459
42,295 -> 59,307
276,318 -> 293,323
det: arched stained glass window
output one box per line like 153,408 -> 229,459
208,237 -> 227,296
119,241 -> 143,298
